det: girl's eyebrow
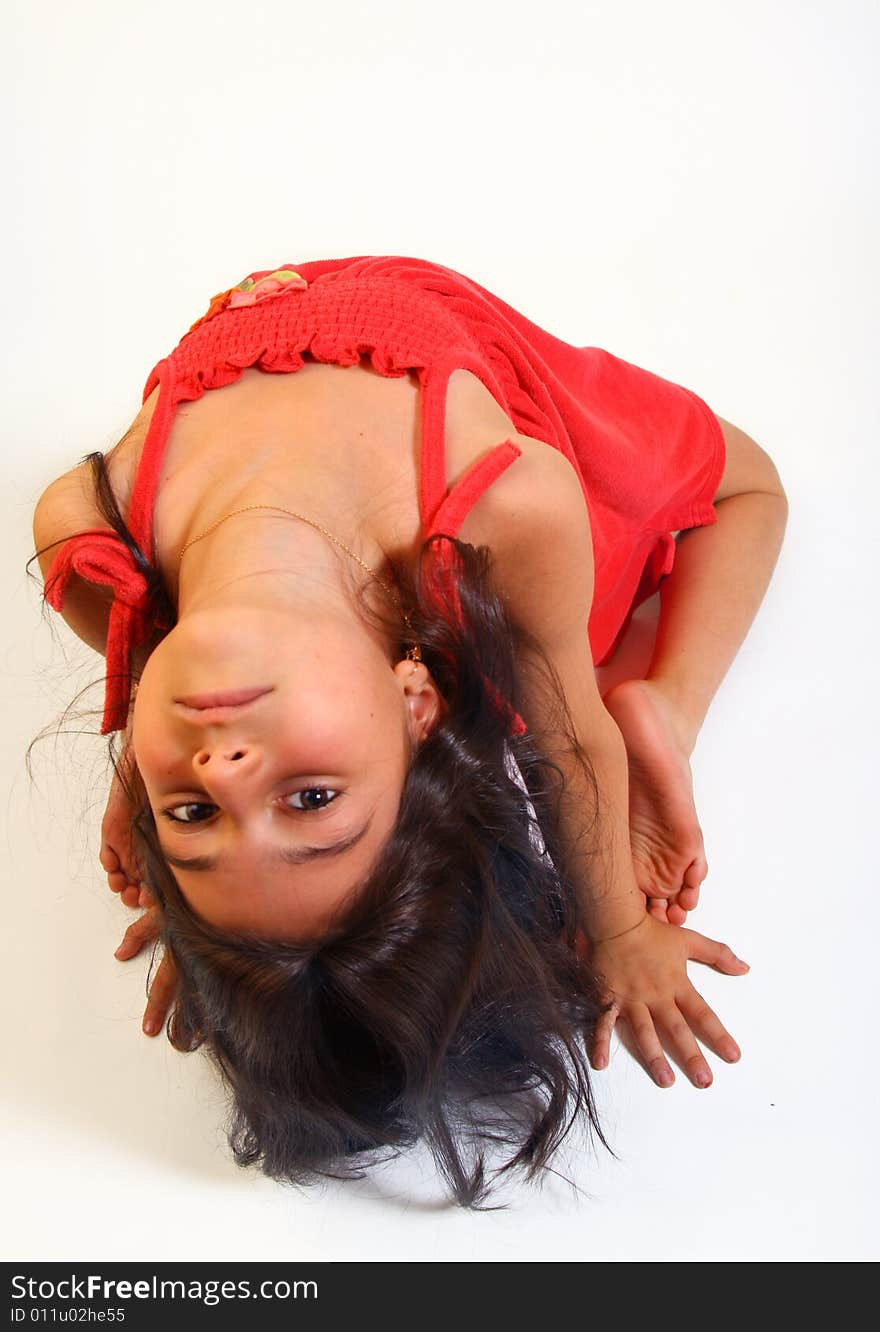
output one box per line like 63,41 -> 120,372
162,818 -> 373,873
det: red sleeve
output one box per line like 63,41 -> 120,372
581,349 -> 728,534
668,383 -> 728,529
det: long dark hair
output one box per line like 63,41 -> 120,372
38,449 -> 611,1209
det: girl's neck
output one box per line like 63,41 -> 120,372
174,503 -> 390,630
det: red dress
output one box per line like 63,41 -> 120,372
45,254 -> 726,735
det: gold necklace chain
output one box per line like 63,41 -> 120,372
177,503 -> 422,662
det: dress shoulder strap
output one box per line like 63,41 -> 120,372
417,346 -> 524,539
416,347 -> 527,737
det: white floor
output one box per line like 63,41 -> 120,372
2,0 -> 877,1262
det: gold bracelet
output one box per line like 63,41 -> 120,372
590,914 -> 649,945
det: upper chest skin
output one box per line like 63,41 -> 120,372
105,357 -> 556,598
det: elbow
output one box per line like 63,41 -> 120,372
714,416 -> 789,507
769,465 -> 789,517
750,444 -> 789,508
765,452 -> 789,508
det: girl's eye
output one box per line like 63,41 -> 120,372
284,787 -> 341,812
165,799 -> 219,820
160,788 -> 342,823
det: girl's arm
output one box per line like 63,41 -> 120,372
640,415 -> 789,754
488,447 -> 650,940
488,444 -> 752,1088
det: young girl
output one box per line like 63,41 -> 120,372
32,254 -> 788,1207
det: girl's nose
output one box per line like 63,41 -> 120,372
193,744 -> 252,767
191,744 -> 261,788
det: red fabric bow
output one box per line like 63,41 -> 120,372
44,532 -> 153,734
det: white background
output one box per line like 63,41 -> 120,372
2,0 -> 877,1262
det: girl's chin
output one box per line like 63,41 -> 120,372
171,613 -> 280,658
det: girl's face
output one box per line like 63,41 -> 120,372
131,601 -> 441,938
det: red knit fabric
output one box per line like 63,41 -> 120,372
45,254 -> 725,734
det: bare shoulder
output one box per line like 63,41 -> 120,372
461,434 -> 590,537
32,411 -> 147,579
32,456 -> 134,657
34,376 -> 157,546
32,461 -> 108,579
469,436 -> 613,738
462,436 -> 595,646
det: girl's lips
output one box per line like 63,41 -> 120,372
174,686 -> 274,710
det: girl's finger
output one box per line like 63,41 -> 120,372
623,1002 -> 675,1088
590,1001 -> 619,1070
106,869 -> 126,895
99,844 -> 120,874
142,952 -> 178,1037
654,1002 -> 713,1088
684,929 -> 750,975
647,897 -> 668,922
114,909 -> 161,960
106,863 -> 141,904
676,982 -> 741,1064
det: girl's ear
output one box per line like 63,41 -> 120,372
394,659 -> 446,743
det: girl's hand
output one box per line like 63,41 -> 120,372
99,760 -> 143,910
113,901 -> 179,1038
588,913 -> 749,1088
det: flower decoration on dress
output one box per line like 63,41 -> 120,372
187,268 -> 308,333
228,269 -> 308,307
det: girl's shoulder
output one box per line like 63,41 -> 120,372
33,387 -> 159,576
31,395 -> 158,662
33,459 -> 108,582
457,433 -> 591,554
34,464 -> 124,584
32,459 -> 118,658
458,433 -> 597,645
